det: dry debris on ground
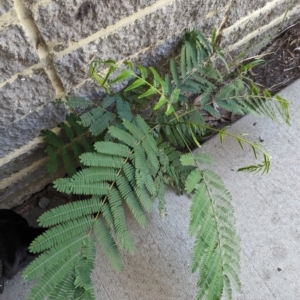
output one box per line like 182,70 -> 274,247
250,21 -> 300,93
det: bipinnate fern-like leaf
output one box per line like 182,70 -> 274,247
26,235 -> 97,300
26,115 -> 171,299
184,162 -> 241,300
74,236 -> 96,291
31,28 -> 293,300
38,198 -> 103,226
41,113 -> 94,176
80,107 -> 115,136
47,272 -> 75,300
30,216 -> 96,253
180,152 -> 214,166
24,234 -> 87,280
26,250 -> 81,300
243,86 -> 290,123
212,79 -> 290,123
93,218 -> 123,271
76,94 -> 118,137
66,96 -> 94,109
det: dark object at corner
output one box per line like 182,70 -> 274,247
0,209 -> 45,294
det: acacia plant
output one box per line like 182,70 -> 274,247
23,29 -> 290,300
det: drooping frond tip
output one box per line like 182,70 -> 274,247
184,158 -> 241,300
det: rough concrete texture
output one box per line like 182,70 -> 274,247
1,79 -> 300,299
52,0 -> 299,92
0,69 -> 55,128
223,12 -> 300,62
53,0 -> 224,90
24,0 -> 157,49
227,0 -> 275,26
0,102 -> 66,158
26,0 -> 295,53
54,32 -> 182,91
223,0 -> 300,46
0,0 -> 13,16
0,24 -> 39,82
130,34 -> 182,72
68,79 -> 106,101
0,163 -> 66,209
0,143 -> 45,182
225,15 -> 300,67
1,165 -> 49,208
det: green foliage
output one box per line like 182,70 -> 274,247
27,29 -> 290,300
41,113 -> 93,176
185,168 -> 241,300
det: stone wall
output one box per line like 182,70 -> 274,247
1,0 -> 300,207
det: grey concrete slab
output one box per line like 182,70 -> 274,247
1,78 -> 300,299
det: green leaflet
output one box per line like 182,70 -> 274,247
94,141 -> 131,157
116,95 -> 134,121
25,252 -> 80,300
154,95 -> 167,110
80,153 -> 124,168
89,111 -> 115,136
110,69 -> 134,84
125,78 -> 146,91
108,126 -> 138,148
45,146 -> 59,175
70,167 -> 118,184
66,96 -> 93,109
180,152 -> 214,166
93,219 -> 123,271
116,175 -> 147,227
54,177 -> 111,195
107,188 -> 135,252
30,216 -> 96,253
137,65 -> 148,78
170,58 -> 180,86
38,197 -> 103,227
74,236 -> 96,288
24,234 -> 87,280
47,273 -> 75,300
138,86 -> 157,99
